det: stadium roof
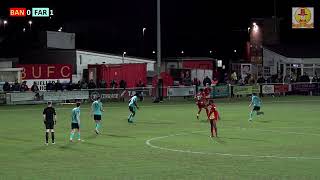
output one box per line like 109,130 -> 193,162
263,44 -> 320,58
164,57 -> 216,61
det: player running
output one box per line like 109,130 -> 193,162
70,102 -> 82,142
248,93 -> 264,122
42,101 -> 57,145
91,97 -> 104,134
128,93 -> 140,123
206,100 -> 220,137
195,89 -> 207,120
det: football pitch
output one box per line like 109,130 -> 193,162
0,96 -> 320,180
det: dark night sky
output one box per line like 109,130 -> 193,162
0,0 -> 318,59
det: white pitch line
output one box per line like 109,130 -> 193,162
145,129 -> 320,160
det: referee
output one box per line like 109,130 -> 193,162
43,101 -> 57,145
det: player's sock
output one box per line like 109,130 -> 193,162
128,112 -> 135,122
210,120 -> 214,137
128,113 -> 132,122
96,123 -> 101,131
70,132 -> 75,140
249,111 -> 253,120
51,132 -> 55,143
45,132 -> 49,143
77,132 -> 81,140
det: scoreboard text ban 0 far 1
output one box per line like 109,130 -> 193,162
9,8 -> 53,17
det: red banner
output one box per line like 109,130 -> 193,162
17,64 -> 72,80
274,84 -> 289,93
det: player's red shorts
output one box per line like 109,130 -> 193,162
196,101 -> 206,109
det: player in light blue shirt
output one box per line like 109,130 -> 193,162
91,97 -> 104,134
128,93 -> 140,123
249,93 -> 264,121
70,102 -> 81,142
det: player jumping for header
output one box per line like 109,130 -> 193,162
43,101 -> 57,145
91,97 -> 104,134
128,93 -> 140,123
248,93 -> 264,122
70,102 -> 82,142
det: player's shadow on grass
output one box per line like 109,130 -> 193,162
58,144 -> 87,151
256,120 -> 270,123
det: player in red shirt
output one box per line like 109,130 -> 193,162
206,99 -> 220,137
195,89 -> 207,120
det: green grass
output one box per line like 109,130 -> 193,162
1,96 -> 320,180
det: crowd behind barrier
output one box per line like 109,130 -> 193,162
1,82 -> 320,105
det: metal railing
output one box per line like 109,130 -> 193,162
1,82 -> 320,105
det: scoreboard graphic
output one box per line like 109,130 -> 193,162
9,7 -> 54,17
292,7 -> 314,29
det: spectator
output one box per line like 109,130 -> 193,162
203,76 -> 211,86
223,73 -> 229,84
119,80 -> 127,89
249,76 -> 255,85
52,81 -> 56,90
238,77 -> 245,86
110,79 -> 118,88
244,74 -> 251,84
81,81 -> 88,89
46,81 -> 54,91
231,71 -> 238,84
212,78 -> 219,86
75,81 -> 81,89
300,73 -> 310,82
182,71 -> 192,86
312,73 -> 319,82
192,78 -> 201,93
13,80 -> 21,91
284,75 -> 291,83
88,79 -> 97,89
66,81 -> 73,91
267,76 -> 272,83
20,81 -> 29,92
193,78 -> 200,86
99,80 -> 107,88
3,82 -> 11,92
31,82 -> 41,100
55,80 -> 63,91
136,79 -> 145,87
257,76 -> 266,84
31,82 -> 39,92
